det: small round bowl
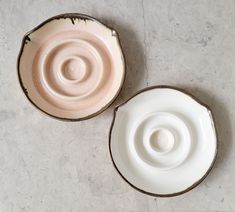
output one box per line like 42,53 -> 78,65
109,85 -> 217,197
17,13 -> 125,121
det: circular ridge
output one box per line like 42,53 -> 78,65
40,38 -> 104,101
130,112 -> 191,170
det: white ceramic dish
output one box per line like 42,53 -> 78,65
109,86 -> 217,197
18,13 -> 125,121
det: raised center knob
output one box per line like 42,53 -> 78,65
61,57 -> 87,83
149,128 -> 175,153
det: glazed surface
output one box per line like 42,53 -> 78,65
110,88 -> 217,195
2,1 -> 235,210
19,16 -> 124,119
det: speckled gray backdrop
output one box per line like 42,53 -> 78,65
0,0 -> 234,211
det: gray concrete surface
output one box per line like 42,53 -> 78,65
0,0 -> 234,211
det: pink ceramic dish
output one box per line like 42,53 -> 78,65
17,13 -> 125,121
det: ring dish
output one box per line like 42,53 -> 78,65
109,86 -> 217,197
18,13 -> 125,120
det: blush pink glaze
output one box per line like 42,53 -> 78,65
19,18 -> 124,119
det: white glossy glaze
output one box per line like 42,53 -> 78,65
19,15 -> 125,119
110,87 -> 217,195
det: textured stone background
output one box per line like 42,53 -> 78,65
0,0 -> 234,211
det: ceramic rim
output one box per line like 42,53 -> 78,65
17,13 -> 126,121
109,85 -> 217,197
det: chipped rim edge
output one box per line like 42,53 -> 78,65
17,13 -> 126,121
108,85 -> 218,197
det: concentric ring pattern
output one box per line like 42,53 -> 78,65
110,87 -> 217,196
18,14 -> 125,120
130,112 -> 191,170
